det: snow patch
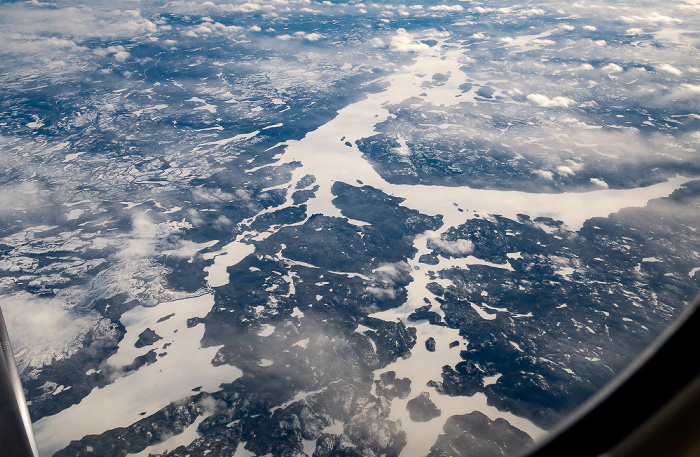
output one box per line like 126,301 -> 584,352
35,294 -> 242,457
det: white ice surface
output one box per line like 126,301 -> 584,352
65,209 -> 84,220
376,319 -> 546,457
502,29 -> 558,53
232,443 -> 256,457
262,36 -> 691,232
198,130 -> 260,147
62,151 -> 87,162
203,238 -> 256,287
291,307 -> 305,318
161,239 -> 218,258
368,228 -> 545,456
483,373 -> 502,386
35,294 -> 242,457
293,338 -> 309,348
257,324 -> 275,337
34,29 -> 695,457
471,302 -> 497,320
127,414 -> 209,457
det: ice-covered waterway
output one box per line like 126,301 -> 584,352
127,414 -> 210,457
34,294 -> 242,457
186,32 -> 691,455
258,35 -> 691,232
33,30 -> 694,457
368,229 -> 546,456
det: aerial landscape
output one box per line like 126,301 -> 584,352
0,0 -> 699,456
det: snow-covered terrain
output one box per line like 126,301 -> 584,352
0,1 -> 698,456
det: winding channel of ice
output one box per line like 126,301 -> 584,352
34,33 -> 694,457
34,294 -> 242,457
128,414 -> 210,457
246,38 -> 688,449
202,36 -> 691,291
368,229 -> 546,457
259,39 -> 691,232
193,34 -> 692,455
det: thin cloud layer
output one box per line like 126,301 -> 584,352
526,94 -> 576,107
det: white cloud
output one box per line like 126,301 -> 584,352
471,32 -> 486,39
293,31 -> 324,41
214,215 -> 233,228
626,28 -> 644,35
590,178 -> 609,188
235,188 -> 253,201
277,31 -> 323,41
113,50 -> 130,62
193,25 -> 213,34
113,214 -> 192,262
161,239 -> 218,258
602,63 -> 623,72
366,286 -> 396,299
680,84 -> 700,93
106,45 -> 125,54
304,32 -> 323,41
534,170 -> 554,180
44,37 -> 80,48
557,165 -> 575,176
0,181 -> 45,213
192,187 -> 234,202
429,5 -> 463,12
186,208 -> 205,227
665,84 -> 700,102
522,8 -> 545,16
0,293 -> 109,372
621,12 -> 682,24
390,28 -> 429,52
532,38 -> 555,45
572,63 -> 595,71
183,21 -> 244,38
657,64 -> 682,75
429,237 -> 474,255
115,215 -> 159,261
583,25 -> 597,31
0,7 -> 158,40
372,262 -> 411,281
365,262 -> 410,299
527,93 -> 576,107
215,2 -> 266,13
